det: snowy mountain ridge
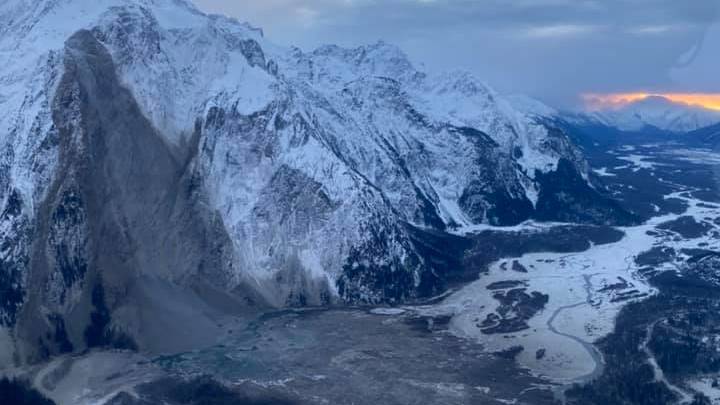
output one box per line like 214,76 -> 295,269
566,96 -> 720,133
0,0 -> 631,365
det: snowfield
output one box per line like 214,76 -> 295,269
413,149 -> 720,384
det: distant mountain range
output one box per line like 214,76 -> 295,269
564,96 -> 720,134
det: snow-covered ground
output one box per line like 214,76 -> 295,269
5,351 -> 164,405
408,147 -> 720,384
451,220 -> 571,237
663,148 -> 720,165
617,154 -> 667,172
593,167 -> 617,177
688,377 -> 720,404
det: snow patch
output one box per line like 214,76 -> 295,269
593,167 -> 617,177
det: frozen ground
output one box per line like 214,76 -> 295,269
3,351 -> 165,405
414,144 -> 720,385
688,378 -> 720,404
593,167 -> 617,177
617,154 -> 666,172
452,220 -> 571,237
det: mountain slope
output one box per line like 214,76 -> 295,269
0,0 -> 632,365
688,122 -> 720,146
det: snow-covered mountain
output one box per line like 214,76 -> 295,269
568,96 -> 720,133
0,0 -> 632,365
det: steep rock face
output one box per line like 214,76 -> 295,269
0,0 -> 631,364
11,29 -> 255,364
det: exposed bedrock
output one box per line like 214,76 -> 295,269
12,30 -> 262,364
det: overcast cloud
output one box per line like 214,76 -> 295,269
193,0 -> 719,109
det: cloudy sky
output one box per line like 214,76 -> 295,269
193,0 -> 719,109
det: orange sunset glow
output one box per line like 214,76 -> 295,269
582,93 -> 720,112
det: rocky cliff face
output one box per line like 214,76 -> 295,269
0,0 -> 631,365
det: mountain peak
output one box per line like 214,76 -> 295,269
0,0 -> 206,46
631,95 -> 676,108
504,94 -> 558,118
309,40 -> 416,81
1,0 -> 200,19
